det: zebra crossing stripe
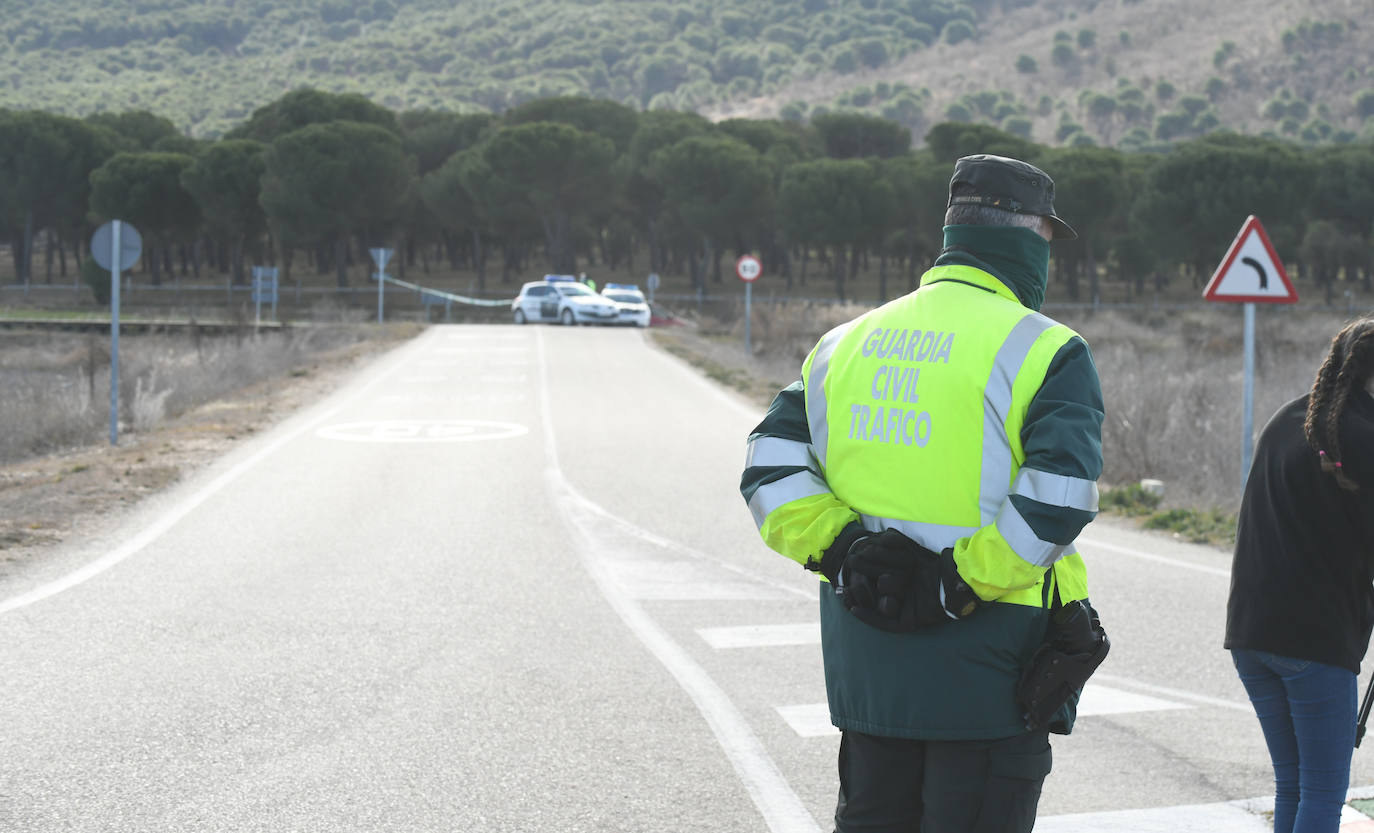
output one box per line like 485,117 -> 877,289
698,623 -> 819,649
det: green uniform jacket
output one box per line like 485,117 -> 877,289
741,265 -> 1104,739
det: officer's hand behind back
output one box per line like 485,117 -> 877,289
839,529 -> 979,633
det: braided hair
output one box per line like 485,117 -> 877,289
1303,317 -> 1374,491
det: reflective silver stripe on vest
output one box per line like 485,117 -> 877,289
748,469 -> 833,528
995,500 -> 1070,568
858,515 -> 977,553
744,436 -> 816,470
1012,467 -> 1099,512
805,322 -> 855,470
978,313 -> 1057,524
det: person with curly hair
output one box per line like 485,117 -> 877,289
1225,317 -> 1374,833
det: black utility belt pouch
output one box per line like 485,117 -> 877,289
1015,594 -> 1109,734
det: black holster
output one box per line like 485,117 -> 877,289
1016,599 -> 1109,733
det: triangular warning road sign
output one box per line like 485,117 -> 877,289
1202,216 -> 1298,304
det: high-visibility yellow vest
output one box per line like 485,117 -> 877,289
777,264 -> 1093,606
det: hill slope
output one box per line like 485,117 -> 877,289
706,0 -> 1374,148
0,0 -> 1370,147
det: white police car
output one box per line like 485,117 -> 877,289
511,275 -> 619,326
599,283 -> 651,328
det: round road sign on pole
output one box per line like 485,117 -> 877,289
90,221 -> 142,271
736,254 -> 762,283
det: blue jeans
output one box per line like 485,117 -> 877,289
1231,649 -> 1357,833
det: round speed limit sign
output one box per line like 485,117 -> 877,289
736,254 -> 762,283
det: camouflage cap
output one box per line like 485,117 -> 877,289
947,154 -> 1077,240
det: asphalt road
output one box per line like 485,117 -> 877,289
3,324 -> 1372,832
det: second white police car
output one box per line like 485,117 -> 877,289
511,275 -> 618,326
599,283 -> 651,328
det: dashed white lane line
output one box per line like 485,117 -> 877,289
608,559 -> 796,601
1035,801 -> 1270,832
698,624 -> 820,649
776,704 -> 838,738
1093,672 -> 1253,712
1037,797 -> 1374,832
773,685 -> 1193,740
1076,684 -> 1190,716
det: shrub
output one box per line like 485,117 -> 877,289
1212,41 -> 1235,69
943,20 -> 975,46
945,102 -> 973,122
1142,508 -> 1236,546
1051,42 -> 1075,68
854,38 -> 889,68
1100,483 -> 1162,516
1300,119 -> 1333,142
1154,80 -> 1176,102
1178,95 -> 1210,117
830,46 -> 858,74
1154,111 -> 1192,140
1355,89 -> 1374,119
1077,29 -> 1096,49
1003,116 -> 1032,139
81,256 -> 111,305
1016,54 -> 1037,74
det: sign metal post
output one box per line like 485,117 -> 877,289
370,248 -> 394,323
90,220 -> 142,446
110,222 -> 121,446
736,254 -> 762,354
252,267 -> 279,328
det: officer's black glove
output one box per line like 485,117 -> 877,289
807,522 -> 871,586
1017,600 -> 1110,731
834,528 -> 981,633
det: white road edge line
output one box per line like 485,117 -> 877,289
0,332 -> 435,617
1078,536 -> 1231,578
536,328 -> 821,833
1091,672 -> 1252,712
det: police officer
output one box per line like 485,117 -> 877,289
741,154 -> 1107,833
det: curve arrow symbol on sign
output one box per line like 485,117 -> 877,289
1241,256 -> 1267,290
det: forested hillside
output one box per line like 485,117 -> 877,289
2,0 -> 1371,149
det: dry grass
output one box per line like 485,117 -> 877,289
663,298 -> 1370,513
0,322 -> 417,465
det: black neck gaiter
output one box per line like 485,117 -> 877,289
935,225 -> 1050,311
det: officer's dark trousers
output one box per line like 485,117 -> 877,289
833,728 -> 1052,833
